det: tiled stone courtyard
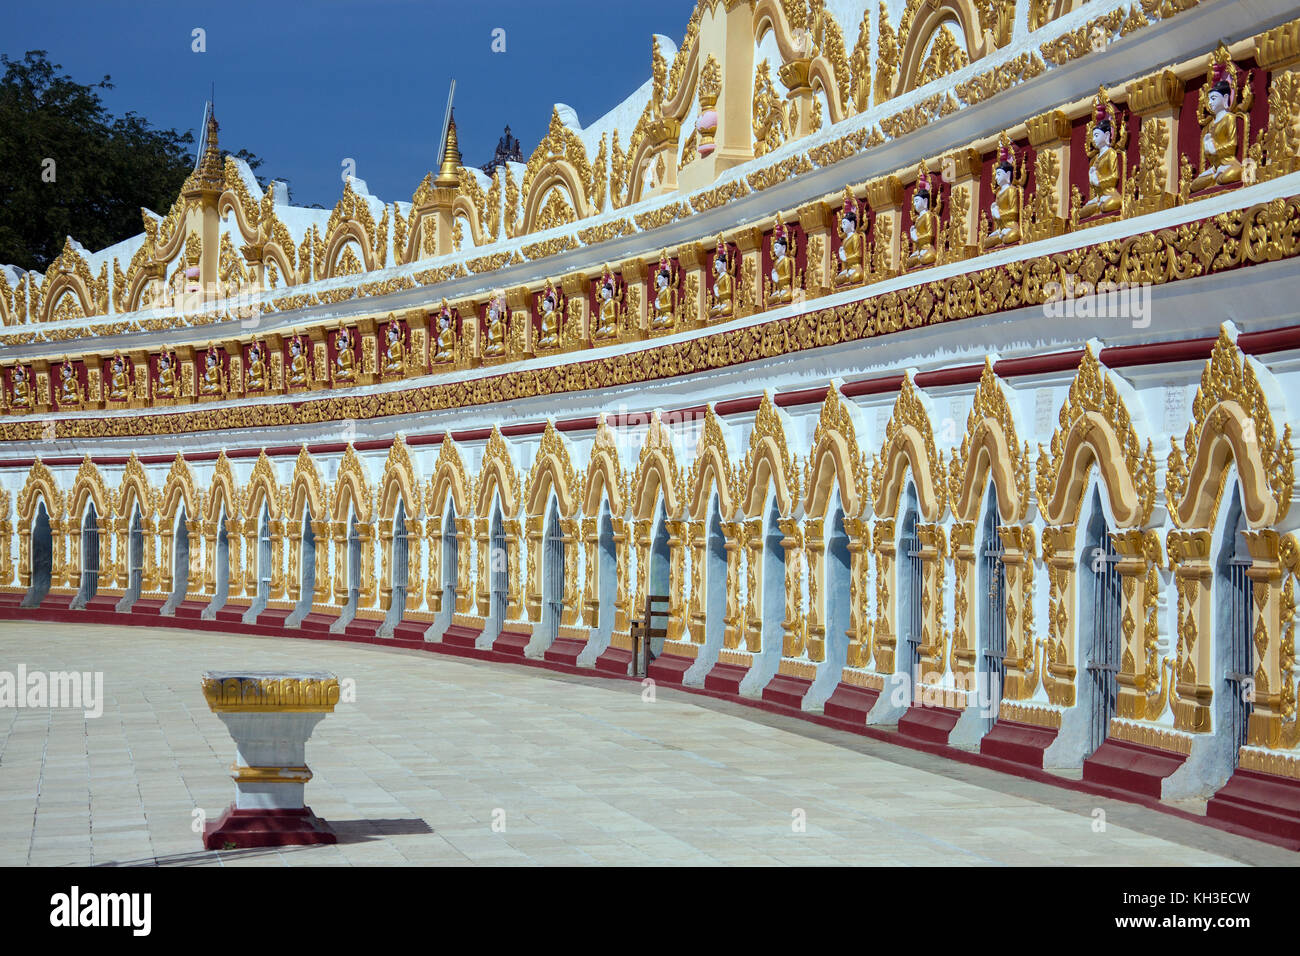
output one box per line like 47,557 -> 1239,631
0,620 -> 1293,866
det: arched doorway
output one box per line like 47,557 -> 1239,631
1215,485 -> 1254,779
245,502 -> 272,622
539,496 -> 564,650
21,500 -> 52,608
646,501 -> 672,662
740,495 -> 786,696
331,510 -> 362,633
485,501 -> 507,644
1082,486 -> 1121,758
287,508 -> 316,628
578,503 -> 618,666
163,505 -> 190,615
898,483 -> 923,705
685,495 -> 729,684
379,501 -> 410,637
117,507 -> 144,612
72,504 -> 99,610
807,502 -> 852,709
204,505 -> 230,619
976,483 -> 1006,733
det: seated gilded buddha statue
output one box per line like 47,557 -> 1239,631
334,329 -> 356,383
58,360 -> 81,407
242,346 -> 263,393
286,336 -> 310,388
594,271 -> 620,340
10,367 -> 31,408
1078,115 -> 1123,220
833,196 -> 865,288
201,348 -> 226,396
155,353 -> 176,399
432,304 -> 456,364
708,240 -> 733,320
382,322 -> 406,377
483,296 -> 507,358
107,355 -> 131,402
536,285 -> 561,350
651,254 -> 675,331
1189,71 -> 1243,194
905,185 -> 938,270
983,141 -> 1022,249
768,224 -> 795,305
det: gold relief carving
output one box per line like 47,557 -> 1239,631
1250,70 -> 1300,183
948,360 -> 1030,522
634,203 -> 685,231
202,675 -> 340,713
690,180 -> 750,214
577,219 -> 634,247
871,374 -> 946,522
1039,7 -> 1125,66
1166,327 -> 1294,530
1036,345 -> 1156,528
753,59 -> 790,158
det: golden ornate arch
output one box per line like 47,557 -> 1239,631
752,0 -> 853,123
332,444 -> 374,523
476,427 -> 521,518
322,180 -> 381,278
205,451 -> 239,522
1166,328 -> 1294,530
116,454 -> 155,520
631,411 -> 684,521
893,0 -> 993,98
581,415 -> 627,518
379,434 -> 422,521
518,110 -> 596,235
288,446 -> 326,522
949,361 -> 1031,523
426,434 -> 471,520
1036,347 -> 1157,529
802,386 -> 864,520
525,421 -> 580,518
871,375 -> 946,522
159,453 -> 198,521
739,392 -> 801,519
243,450 -> 282,521
18,458 -> 64,524
686,407 -> 737,521
69,456 -> 110,523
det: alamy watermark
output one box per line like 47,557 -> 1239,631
1043,275 -> 1151,329
0,665 -> 103,718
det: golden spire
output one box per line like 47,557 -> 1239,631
184,103 -> 225,196
435,110 -> 462,188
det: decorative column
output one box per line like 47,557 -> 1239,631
948,520 -> 977,684
676,242 -> 706,328
941,148 -> 981,262
803,520 -> 825,660
331,519 -> 348,604
998,525 -> 1035,698
721,520 -> 746,649
1243,530 -> 1284,748
158,519 -> 174,595
865,175 -> 903,280
456,515 -> 475,614
844,517 -> 873,668
287,521 -> 303,603
269,515 -> 285,600
525,513 -> 544,622
503,518 -> 523,620
505,286 -> 534,359
187,515 -> 204,594
796,200 -> 834,301
618,257 -> 648,339
561,274 -> 590,350
559,517 -> 580,626
687,518 -> 706,641
200,671 -> 340,850
728,226 -> 764,318
1124,70 -> 1184,215
1255,20 -> 1300,181
1024,109 -> 1071,241
873,517 -> 897,673
743,517 -> 763,652
665,518 -> 687,642
357,520 -> 376,609
405,516 -> 424,612
378,516 -> 394,611
1166,530 -> 1214,733
1041,525 -> 1078,707
580,516 -> 599,627
917,524 -> 948,683
98,514 -> 114,591
611,516 -> 630,631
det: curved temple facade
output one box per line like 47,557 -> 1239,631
5,0 -> 1300,843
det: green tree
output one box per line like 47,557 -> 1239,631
0,51 -> 263,272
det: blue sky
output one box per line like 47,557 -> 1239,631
8,0 -> 698,208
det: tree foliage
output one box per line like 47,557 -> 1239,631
0,50 -> 263,272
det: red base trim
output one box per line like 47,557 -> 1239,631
441,623 -> 483,649
897,705 -> 962,745
1082,738 -> 1189,800
593,646 -> 633,675
704,661 -> 749,695
543,637 -> 586,666
979,719 -> 1060,769
171,600 -> 208,620
390,620 -> 429,642
1207,768 -> 1300,843
492,629 -> 531,657
646,653 -> 693,685
201,805 -> 337,850
823,683 -> 881,725
84,594 -> 121,613
762,673 -> 812,709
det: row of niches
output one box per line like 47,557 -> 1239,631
2,332 -> 1296,773
0,2 -> 1284,341
3,27 -> 1299,416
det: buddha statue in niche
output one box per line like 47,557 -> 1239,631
155,353 -> 176,399
768,222 -> 795,305
536,283 -> 561,350
58,360 -> 81,407
334,328 -> 356,383
246,345 -> 266,393
286,335 -> 310,388
1078,94 -> 1125,220
651,252 -> 675,331
483,294 -> 507,359
432,302 -> 456,364
203,347 -> 227,396
833,191 -> 865,287
1189,62 -> 1248,194
905,177 -> 939,270
708,237 -> 733,320
983,136 -> 1023,249
382,321 -> 406,377
10,367 -> 31,408
107,354 -> 131,403
594,269 -> 620,340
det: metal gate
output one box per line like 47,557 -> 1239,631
215,511 -> 230,603
488,510 -> 506,636
126,510 -> 144,604
256,506 -> 271,605
543,501 -> 564,644
980,498 -> 1006,731
1086,530 -> 1122,755
389,504 -> 409,624
23,502 -> 53,607
1225,552 -> 1255,765
442,505 -> 458,611
347,513 -> 361,598
900,508 -> 923,700
80,506 -> 99,603
169,506 -> 190,608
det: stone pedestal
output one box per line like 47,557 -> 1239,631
200,670 -> 340,850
